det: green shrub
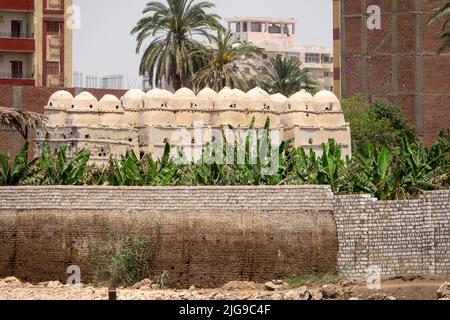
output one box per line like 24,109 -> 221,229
342,96 -> 416,151
285,273 -> 338,288
89,232 -> 152,287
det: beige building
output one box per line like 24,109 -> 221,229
0,0 -> 72,87
226,17 -> 334,91
37,87 -> 351,163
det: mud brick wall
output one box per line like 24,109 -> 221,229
335,190 -> 450,277
0,186 -> 337,288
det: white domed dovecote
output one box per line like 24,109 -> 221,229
98,94 -> 125,127
174,88 -> 203,127
270,93 -> 288,114
139,88 -> 176,127
246,87 -> 275,127
197,87 -> 217,110
211,88 -> 247,127
44,90 -> 73,127
282,89 -> 318,128
313,90 -> 346,126
122,89 -> 146,127
66,91 -> 99,126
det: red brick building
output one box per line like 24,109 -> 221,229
0,0 -> 73,87
334,0 -> 450,145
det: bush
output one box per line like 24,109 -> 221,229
342,96 -> 416,151
89,232 -> 152,287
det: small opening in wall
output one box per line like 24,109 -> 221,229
101,148 -> 104,152
116,105 -> 119,110
212,136 -> 216,142
163,138 -> 169,144
191,138 -> 195,144
306,113 -> 309,117
308,138 -> 313,144
288,104 -> 291,110
161,104 -> 164,107
190,103 -> 194,108
49,102 -> 53,107
71,105 -> 74,109
140,151 -> 145,159
90,105 -> 93,109
306,105 -> 309,110
85,134 -> 90,139
128,138 -> 133,143
98,153 -> 102,157
103,153 -> 107,157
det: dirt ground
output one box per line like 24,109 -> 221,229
0,275 -> 448,300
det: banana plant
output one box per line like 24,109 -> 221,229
0,141 -> 37,186
38,142 -> 91,185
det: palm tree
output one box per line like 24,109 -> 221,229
257,56 -> 318,97
131,0 -> 223,90
427,2 -> 450,53
192,30 -> 263,91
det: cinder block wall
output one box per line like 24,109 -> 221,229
335,190 -> 450,277
0,186 -> 449,287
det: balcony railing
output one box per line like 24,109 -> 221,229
0,32 -> 34,39
0,72 -> 34,79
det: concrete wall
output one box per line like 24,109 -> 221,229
0,186 -> 448,288
339,0 -> 450,146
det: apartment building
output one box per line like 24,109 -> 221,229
0,0 -> 72,87
226,17 -> 334,91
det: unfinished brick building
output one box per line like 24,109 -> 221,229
333,0 -> 450,145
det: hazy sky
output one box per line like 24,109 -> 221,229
73,0 -> 332,88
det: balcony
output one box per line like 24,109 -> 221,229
0,72 -> 35,86
0,0 -> 34,11
0,32 -> 35,52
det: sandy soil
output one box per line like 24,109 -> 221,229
0,275 -> 448,300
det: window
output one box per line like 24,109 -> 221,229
11,21 -> 23,38
321,54 -> 332,63
235,23 -> 240,33
46,21 -> 60,35
305,53 -> 320,63
11,61 -> 23,79
243,22 -> 248,32
251,22 -> 262,32
268,24 -> 281,34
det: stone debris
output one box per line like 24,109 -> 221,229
131,278 -> 153,290
222,281 -> 261,291
0,277 -> 444,300
437,282 -> 450,300
264,280 -> 289,291
319,284 -> 343,299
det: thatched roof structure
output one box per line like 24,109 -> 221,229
0,106 -> 47,139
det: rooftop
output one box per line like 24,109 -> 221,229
225,17 -> 298,24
